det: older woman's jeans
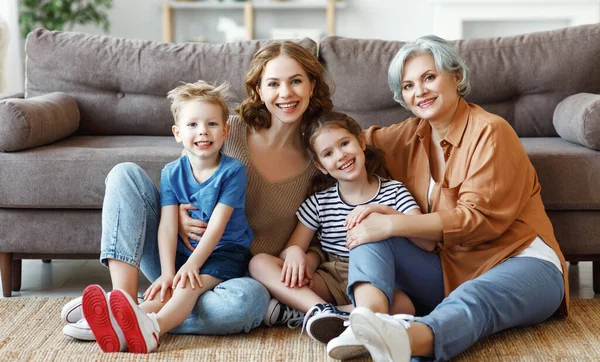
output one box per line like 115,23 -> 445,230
347,237 -> 565,362
99,163 -> 270,335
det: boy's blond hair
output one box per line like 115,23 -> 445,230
167,80 -> 231,124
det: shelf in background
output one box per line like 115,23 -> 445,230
163,0 -> 347,42
167,1 -> 347,10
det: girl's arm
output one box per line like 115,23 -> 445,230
144,205 -> 178,302
173,203 -> 234,289
279,221 -> 317,288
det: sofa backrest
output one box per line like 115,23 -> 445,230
320,23 -> 600,137
25,29 -> 317,136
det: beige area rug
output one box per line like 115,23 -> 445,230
0,297 -> 598,361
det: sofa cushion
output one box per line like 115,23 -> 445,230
320,23 -> 600,136
0,92 -> 79,152
0,135 -> 182,208
553,93 -> 600,150
521,137 -> 600,210
25,29 -> 317,136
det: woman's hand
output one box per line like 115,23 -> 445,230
344,204 -> 396,230
346,213 -> 393,249
178,204 -> 208,252
172,261 -> 203,290
281,245 -> 313,288
143,274 -> 174,302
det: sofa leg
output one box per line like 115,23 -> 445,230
0,253 -> 13,297
11,259 -> 21,292
594,261 -> 600,295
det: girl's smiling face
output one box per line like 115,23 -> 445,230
312,126 -> 367,184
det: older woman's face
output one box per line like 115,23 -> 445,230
401,53 -> 461,124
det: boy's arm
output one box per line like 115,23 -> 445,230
144,205 -> 178,302
158,205 -> 179,276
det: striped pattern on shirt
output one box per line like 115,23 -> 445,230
296,177 -> 420,258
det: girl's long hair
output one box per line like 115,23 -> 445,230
302,111 -> 390,195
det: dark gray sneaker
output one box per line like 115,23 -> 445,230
263,298 -> 305,328
303,303 -> 350,344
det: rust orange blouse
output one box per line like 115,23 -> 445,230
364,98 -> 568,315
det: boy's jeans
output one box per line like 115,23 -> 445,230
100,163 -> 270,334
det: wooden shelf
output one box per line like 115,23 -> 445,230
162,0 -> 347,42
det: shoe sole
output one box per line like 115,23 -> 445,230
307,315 -> 348,344
328,344 -> 369,360
110,290 -> 150,354
82,285 -> 121,353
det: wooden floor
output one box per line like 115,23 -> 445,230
0,259 -> 597,299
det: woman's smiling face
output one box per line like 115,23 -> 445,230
401,53 -> 462,124
257,55 -> 315,126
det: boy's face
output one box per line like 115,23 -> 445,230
172,100 -> 229,160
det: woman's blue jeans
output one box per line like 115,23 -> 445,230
347,237 -> 565,361
99,163 -> 270,335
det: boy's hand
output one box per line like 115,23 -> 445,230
281,245 -> 313,288
173,261 -> 203,290
345,204 -> 394,230
144,274 -> 174,302
178,203 -> 208,251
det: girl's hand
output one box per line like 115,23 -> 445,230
281,245 -> 313,288
172,261 -> 203,290
178,204 -> 208,252
144,274 -> 174,302
346,213 -> 393,249
345,204 -> 394,230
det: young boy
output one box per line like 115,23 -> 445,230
82,80 -> 253,353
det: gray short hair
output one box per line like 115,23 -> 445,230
388,35 -> 471,109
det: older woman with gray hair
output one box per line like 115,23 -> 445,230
326,35 -> 568,361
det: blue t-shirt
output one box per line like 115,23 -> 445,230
160,153 -> 253,256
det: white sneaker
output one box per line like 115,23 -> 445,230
61,296 -> 84,324
81,285 -> 126,352
62,318 -> 95,341
349,307 -> 413,362
263,298 -> 305,328
109,289 -> 161,353
327,325 -> 369,360
61,293 -> 143,324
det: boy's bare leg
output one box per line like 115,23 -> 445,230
155,275 -> 221,335
108,259 -> 140,301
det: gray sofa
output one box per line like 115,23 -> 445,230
1,25 -> 599,297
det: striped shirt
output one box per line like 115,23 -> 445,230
296,177 -> 420,258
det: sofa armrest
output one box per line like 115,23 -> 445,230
0,92 -> 79,152
553,93 -> 600,150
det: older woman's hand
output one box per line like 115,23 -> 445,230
345,213 -> 393,249
178,204 -> 207,252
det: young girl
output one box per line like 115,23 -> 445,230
249,111 -> 432,348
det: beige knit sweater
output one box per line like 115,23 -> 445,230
222,116 -> 319,256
